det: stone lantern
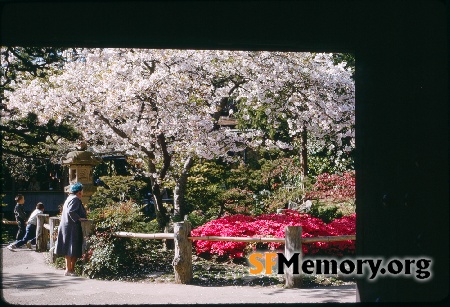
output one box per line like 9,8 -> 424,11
62,142 -> 102,204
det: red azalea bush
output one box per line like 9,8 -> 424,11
191,210 -> 356,259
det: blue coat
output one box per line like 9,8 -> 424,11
55,194 -> 87,258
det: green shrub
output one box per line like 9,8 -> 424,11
81,200 -> 159,279
88,176 -> 147,211
187,210 -> 209,229
309,202 -> 343,224
82,231 -> 125,278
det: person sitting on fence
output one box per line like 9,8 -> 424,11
55,182 -> 87,277
13,194 -> 27,240
7,202 -> 45,251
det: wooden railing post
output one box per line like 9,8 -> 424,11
172,221 -> 192,284
80,220 -> 94,255
48,217 -> 60,262
49,217 -> 60,249
36,214 -> 49,252
284,225 -> 302,288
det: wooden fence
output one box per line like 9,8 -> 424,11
3,214 -> 355,288
113,221 -> 356,288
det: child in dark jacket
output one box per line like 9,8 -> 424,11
13,194 -> 26,240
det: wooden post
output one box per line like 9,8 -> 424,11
172,221 -> 192,284
48,217 -> 60,262
36,214 -> 49,252
49,217 -> 60,249
284,225 -> 302,288
80,220 -> 94,255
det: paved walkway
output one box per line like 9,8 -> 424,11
1,245 -> 356,305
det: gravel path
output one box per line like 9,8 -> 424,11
1,245 -> 356,305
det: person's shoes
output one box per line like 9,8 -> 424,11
6,244 -> 16,251
26,241 -> 32,249
64,271 -> 78,276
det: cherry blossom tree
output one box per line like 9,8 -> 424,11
5,48 -> 354,228
6,48 -> 249,228
235,52 -> 355,178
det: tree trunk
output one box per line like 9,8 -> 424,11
173,156 -> 194,222
151,181 -> 169,231
147,156 -> 169,231
150,177 -> 173,249
300,125 -> 308,188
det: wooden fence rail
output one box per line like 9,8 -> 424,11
113,225 -> 355,288
114,232 -> 175,240
2,220 -> 18,225
4,215 -> 356,288
112,233 -> 356,243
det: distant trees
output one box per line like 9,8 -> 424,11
1,47 -> 81,182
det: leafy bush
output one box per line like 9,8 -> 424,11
303,171 -> 355,221
89,200 -> 145,231
186,160 -> 266,218
187,210 -> 209,229
186,156 -> 310,218
191,210 -> 356,259
185,161 -> 229,219
309,202 -> 343,223
88,176 -> 147,211
305,171 -> 355,203
82,231 -> 125,278
81,200 -> 160,279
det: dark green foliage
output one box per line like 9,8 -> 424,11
1,112 -> 81,158
187,210 -> 209,229
236,103 -> 292,144
309,202 -> 344,224
185,160 -> 267,219
1,47 -> 82,184
84,214 -> 174,280
88,176 -> 147,211
82,198 -> 161,279
81,175 -> 158,279
1,224 -> 16,245
185,160 -> 228,220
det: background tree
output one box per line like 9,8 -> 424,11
1,46 -> 81,183
235,52 -> 355,180
1,46 -> 73,102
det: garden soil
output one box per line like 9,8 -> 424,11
1,245 -> 356,305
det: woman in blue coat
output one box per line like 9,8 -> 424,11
55,182 -> 87,276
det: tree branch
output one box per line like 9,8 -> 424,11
93,109 -> 155,159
